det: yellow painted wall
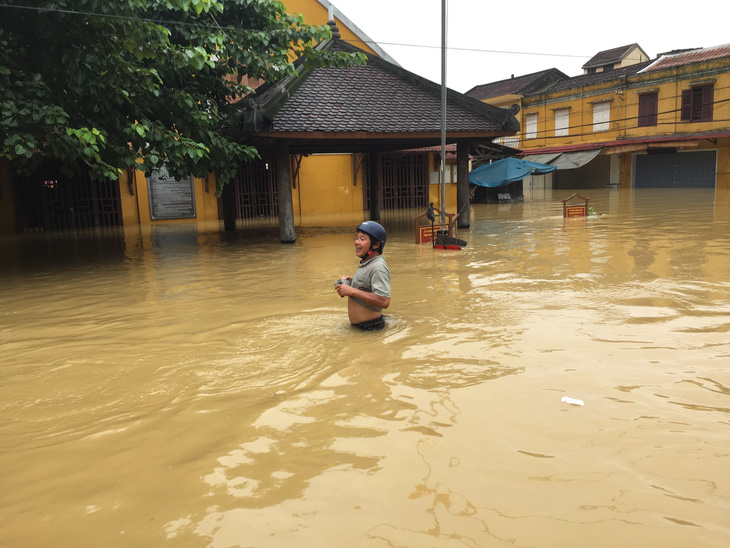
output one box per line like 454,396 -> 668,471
293,152 -> 458,226
296,154 -> 365,226
282,0 -> 379,57
429,182 -> 457,214
522,90 -> 622,149
0,160 -> 16,234
483,94 -> 522,109
623,64 -> 730,140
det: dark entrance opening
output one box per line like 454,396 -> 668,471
634,150 -> 716,188
227,156 -> 279,223
13,163 -> 122,231
364,153 -> 429,211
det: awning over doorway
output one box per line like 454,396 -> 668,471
519,152 -> 562,165
469,157 -> 556,188
522,148 -> 603,170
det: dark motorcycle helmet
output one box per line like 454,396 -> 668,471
356,221 -> 387,252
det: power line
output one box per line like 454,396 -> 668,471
0,3 -> 285,35
516,95 -> 730,142
0,3 -> 595,61
341,37 -> 589,60
522,84 -> 730,133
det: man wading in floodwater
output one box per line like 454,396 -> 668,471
335,221 -> 391,331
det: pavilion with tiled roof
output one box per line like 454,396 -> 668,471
239,36 -> 519,153
235,24 -> 520,241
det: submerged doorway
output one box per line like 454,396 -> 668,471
229,156 -> 279,222
12,163 -> 121,231
634,150 -> 717,188
364,153 -> 429,211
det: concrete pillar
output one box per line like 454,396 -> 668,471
275,144 -> 296,243
368,150 -> 381,220
221,178 -> 236,231
457,141 -> 470,228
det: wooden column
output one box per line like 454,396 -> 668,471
221,178 -> 236,232
456,141 -> 470,229
368,150 -> 381,220
275,144 -> 296,243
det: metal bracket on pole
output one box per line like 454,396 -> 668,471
352,153 -> 364,186
290,154 -> 303,189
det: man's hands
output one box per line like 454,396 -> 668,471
335,277 -> 353,298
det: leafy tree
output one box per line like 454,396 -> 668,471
0,0 -> 364,192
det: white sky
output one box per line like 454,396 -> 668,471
330,0 -> 730,93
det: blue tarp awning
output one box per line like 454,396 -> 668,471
469,157 -> 557,188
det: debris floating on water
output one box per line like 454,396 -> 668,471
561,396 -> 585,406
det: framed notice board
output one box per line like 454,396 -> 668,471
147,165 -> 197,220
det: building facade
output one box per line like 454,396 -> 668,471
468,44 -> 730,197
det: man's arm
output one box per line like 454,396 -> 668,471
336,284 -> 390,309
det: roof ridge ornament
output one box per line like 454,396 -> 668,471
327,19 -> 341,40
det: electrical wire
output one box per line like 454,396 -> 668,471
0,2 -> 594,61
342,37 -> 589,60
520,82 -> 730,124
0,2 -> 297,35
517,95 -> 730,142
3,0 -> 728,144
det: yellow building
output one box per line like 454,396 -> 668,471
467,43 -> 730,194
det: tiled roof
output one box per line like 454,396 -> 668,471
640,43 -> 730,72
465,69 -> 564,101
582,44 -> 641,69
543,60 -> 653,93
242,40 -> 518,136
269,64 -> 510,133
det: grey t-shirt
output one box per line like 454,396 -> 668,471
348,254 -> 391,312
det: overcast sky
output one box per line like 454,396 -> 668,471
330,0 -> 730,93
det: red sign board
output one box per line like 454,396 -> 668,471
418,225 -> 438,243
565,205 -> 587,217
562,193 -> 590,218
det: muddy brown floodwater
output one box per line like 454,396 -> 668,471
1,188 -> 729,548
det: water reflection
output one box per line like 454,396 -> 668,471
0,189 -> 729,547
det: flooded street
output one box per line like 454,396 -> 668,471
1,188 -> 729,547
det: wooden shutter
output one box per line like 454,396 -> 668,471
681,89 -> 691,121
526,113 -> 537,139
555,109 -> 569,136
701,85 -> 714,121
593,102 -> 610,132
638,93 -> 658,127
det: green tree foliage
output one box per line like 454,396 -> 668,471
0,0 -> 364,191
